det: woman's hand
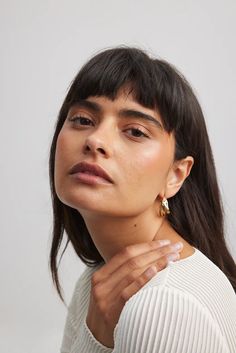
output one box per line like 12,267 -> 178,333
86,239 -> 183,348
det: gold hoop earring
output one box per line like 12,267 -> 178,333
159,197 -> 170,217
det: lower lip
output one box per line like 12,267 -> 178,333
70,172 -> 112,185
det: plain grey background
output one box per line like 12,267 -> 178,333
0,0 -> 235,352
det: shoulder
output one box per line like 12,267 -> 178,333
141,247 -> 236,327
114,284 -> 230,352
113,248 -> 236,352
142,247 -> 235,298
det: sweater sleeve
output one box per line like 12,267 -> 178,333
60,267 -> 113,353
60,274 -> 84,353
69,318 -> 114,353
113,285 -> 231,353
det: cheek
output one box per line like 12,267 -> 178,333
54,130 -> 75,187
55,129 -> 77,168
114,142 -> 173,213
131,142 -> 172,185
55,133 -> 67,172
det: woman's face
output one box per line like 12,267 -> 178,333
54,88 -> 176,218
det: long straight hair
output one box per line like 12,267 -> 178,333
48,46 -> 236,304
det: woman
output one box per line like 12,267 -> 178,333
49,47 -> 236,353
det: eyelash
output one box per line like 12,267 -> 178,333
69,116 -> 149,139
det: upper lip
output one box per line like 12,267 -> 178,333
69,161 -> 114,183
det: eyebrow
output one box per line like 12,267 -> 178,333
71,99 -> 163,130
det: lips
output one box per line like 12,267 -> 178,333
69,161 -> 113,183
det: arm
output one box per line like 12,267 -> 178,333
61,311 -> 113,353
61,239 -> 182,352
113,285 -> 230,353
70,318 -> 113,353
60,277 -> 82,353
60,267 -> 113,353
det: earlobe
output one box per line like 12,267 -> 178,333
165,156 -> 194,198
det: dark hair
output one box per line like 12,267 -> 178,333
48,46 -> 236,304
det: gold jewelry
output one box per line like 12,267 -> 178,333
160,197 -> 170,217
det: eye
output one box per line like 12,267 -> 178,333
69,115 -> 94,126
126,127 -> 149,138
69,116 -> 149,139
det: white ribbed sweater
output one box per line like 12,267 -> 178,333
60,247 -> 236,353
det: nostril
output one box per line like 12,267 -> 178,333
97,147 -> 106,154
84,144 -> 106,155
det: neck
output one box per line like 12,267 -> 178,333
78,207 -> 174,263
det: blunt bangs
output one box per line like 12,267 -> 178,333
65,47 -> 188,133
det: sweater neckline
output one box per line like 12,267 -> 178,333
171,246 -> 199,265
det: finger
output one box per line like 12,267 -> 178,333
93,239 -> 171,283
95,246 -> 181,297
118,265 -> 160,303
123,243 -> 182,272
104,243 -> 180,286
105,252 -> 179,296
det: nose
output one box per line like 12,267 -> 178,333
83,124 -> 114,158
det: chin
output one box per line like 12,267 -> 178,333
56,191 -> 103,213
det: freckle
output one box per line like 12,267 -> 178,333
134,224 -> 137,227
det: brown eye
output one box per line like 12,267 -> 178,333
69,116 -> 94,126
126,127 -> 149,138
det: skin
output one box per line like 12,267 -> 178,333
55,87 -> 195,347
54,87 -> 195,263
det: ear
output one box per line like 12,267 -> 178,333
164,156 -> 194,199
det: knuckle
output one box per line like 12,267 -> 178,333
126,271 -> 136,282
120,289 -> 129,302
156,258 -> 166,270
127,258 -> 139,270
91,272 -> 100,286
135,276 -> 146,287
122,246 -> 135,259
92,284 -> 102,301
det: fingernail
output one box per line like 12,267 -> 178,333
145,266 -> 157,277
172,242 -> 183,251
167,253 -> 180,261
158,239 -> 171,246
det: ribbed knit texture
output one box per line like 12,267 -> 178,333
60,247 -> 236,353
